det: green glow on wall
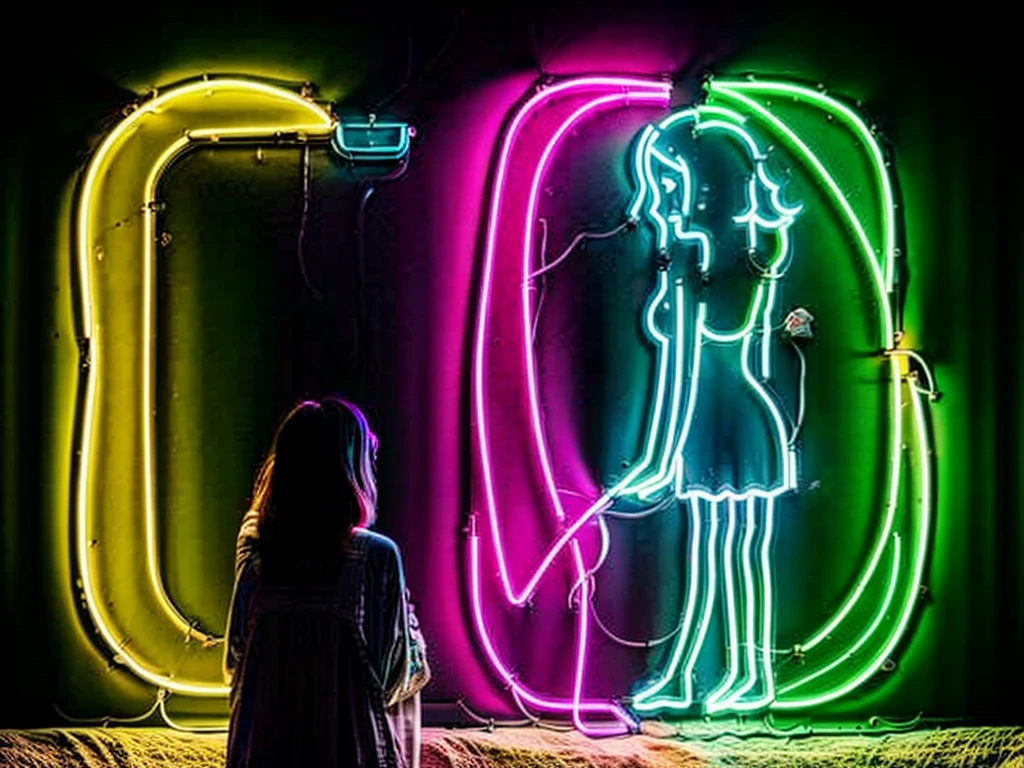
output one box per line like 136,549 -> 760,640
617,77 -> 935,715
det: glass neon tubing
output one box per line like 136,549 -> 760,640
471,76 -> 669,731
619,135 -> 697,495
141,126 -> 334,652
478,88 -> 673,607
707,84 -> 907,664
774,380 -> 930,708
777,534 -> 902,696
520,91 -> 671,528
623,130 -> 707,495
708,84 -> 901,681
633,235 -> 796,501
706,81 -> 931,707
705,499 -> 740,709
726,498 -> 762,704
519,89 -> 668,733
711,79 -> 896,292
626,281 -> 690,499
333,122 -> 411,160
707,84 -> 893,344
468,528 -> 634,724
76,77 -> 334,335
633,332 -> 789,713
74,78 -> 334,696
628,83 -> 922,712
632,499 -> 719,710
726,496 -> 776,711
626,111 -> 799,499
474,77 -> 670,608
886,349 -> 937,395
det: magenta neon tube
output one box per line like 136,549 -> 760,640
471,75 -> 670,734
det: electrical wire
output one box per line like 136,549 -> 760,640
885,348 -> 939,398
373,8 -> 466,113
555,486 -> 592,501
156,693 -> 228,733
297,144 -> 322,302
53,694 -> 163,727
761,711 -> 928,739
355,182 -> 375,378
528,220 -> 631,281
510,688 -> 576,732
788,340 -> 807,447
590,580 -> 687,650
371,17 -> 414,114
600,495 -> 677,519
445,698 -> 961,741
550,487 -> 685,649
352,158 -> 409,393
453,696 -> 539,730
531,217 -> 549,343
522,3 -> 546,76
641,711 -> 947,742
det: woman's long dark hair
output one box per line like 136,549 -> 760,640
251,397 -> 378,581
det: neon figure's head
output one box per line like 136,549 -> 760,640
628,107 -> 803,280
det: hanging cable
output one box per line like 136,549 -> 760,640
53,694 -> 163,727
372,7 -> 466,114
885,348 -> 939,399
157,692 -> 228,733
555,488 -> 676,518
355,181 -> 375,380
297,144 -> 322,302
762,711 -> 928,738
590,578 -> 687,650
370,17 -> 414,114
528,220 -> 631,281
788,341 -> 807,447
531,217 -> 550,343
454,697 -> 534,730
509,687 -> 576,732
353,158 -> 409,395
600,494 -> 677,519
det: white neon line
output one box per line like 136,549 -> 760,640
75,79 -> 333,696
705,499 -> 739,709
713,80 -> 895,291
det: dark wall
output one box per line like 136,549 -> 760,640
1,1 -> 1020,728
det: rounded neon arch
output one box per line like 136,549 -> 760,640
72,77 -> 334,696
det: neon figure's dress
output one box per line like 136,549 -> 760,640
677,326 -> 794,498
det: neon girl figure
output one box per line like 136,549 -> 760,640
617,108 -> 803,715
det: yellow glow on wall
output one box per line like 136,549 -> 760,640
73,77 -> 334,696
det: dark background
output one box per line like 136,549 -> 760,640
1,0 -> 1020,728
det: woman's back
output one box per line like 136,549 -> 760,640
226,520 -> 410,768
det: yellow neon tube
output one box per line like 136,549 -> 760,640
74,77 -> 334,696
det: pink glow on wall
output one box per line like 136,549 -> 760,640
471,75 -> 670,734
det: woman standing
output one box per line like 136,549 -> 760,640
224,397 -> 428,767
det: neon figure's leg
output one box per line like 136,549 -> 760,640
705,498 -> 740,710
630,497 -> 717,712
718,495 -> 777,711
728,497 -> 761,704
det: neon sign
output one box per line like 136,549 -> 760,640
470,75 -> 935,728
72,77 -> 335,697
332,118 -> 412,162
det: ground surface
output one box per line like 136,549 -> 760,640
0,725 -> 1021,767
